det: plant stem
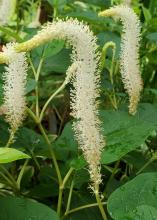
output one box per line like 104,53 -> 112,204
5,133 -> 14,148
39,72 -> 71,122
28,55 -> 36,78
65,180 -> 74,214
27,108 -> 62,185
0,166 -> 18,190
17,159 -> 29,189
100,41 -> 116,72
100,41 -> 118,109
38,122 -> 63,185
61,202 -> 107,220
57,167 -> 74,217
95,184 -> 108,220
136,154 -> 157,175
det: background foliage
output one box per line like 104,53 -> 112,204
0,0 -> 157,219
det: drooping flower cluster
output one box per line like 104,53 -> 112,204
0,0 -> 16,25
16,19 -> 104,188
3,43 -> 27,137
99,5 -> 143,114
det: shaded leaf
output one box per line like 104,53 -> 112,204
107,172 -> 157,220
0,197 -> 59,220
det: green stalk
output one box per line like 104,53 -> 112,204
17,159 -> 29,189
57,167 -> 74,217
100,41 -> 118,109
38,122 -> 63,186
136,154 -> 157,175
39,70 -> 71,122
61,202 -> 107,220
95,184 -> 108,220
65,180 -> 74,214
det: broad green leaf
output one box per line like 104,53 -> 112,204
55,104 -> 157,167
0,197 -> 59,220
107,172 -> 157,220
0,148 -> 30,163
100,106 -> 156,164
122,205 -> 157,220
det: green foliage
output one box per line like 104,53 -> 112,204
0,148 -> 30,163
107,173 -> 157,220
0,197 -> 59,220
0,0 -> 157,219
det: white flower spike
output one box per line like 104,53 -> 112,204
99,5 -> 143,114
3,43 -> 28,137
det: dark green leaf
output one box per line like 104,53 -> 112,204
107,172 -> 157,220
122,205 -> 157,220
0,197 -> 59,220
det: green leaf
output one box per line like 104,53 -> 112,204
54,122 -> 78,161
65,10 -> 109,26
54,104 -> 157,167
42,48 -> 71,74
70,156 -> 87,170
0,196 -> 59,220
0,148 -> 30,163
107,172 -> 157,220
101,105 -> 156,164
25,78 -> 37,94
122,205 -> 157,220
32,39 -> 65,60
13,127 -> 49,157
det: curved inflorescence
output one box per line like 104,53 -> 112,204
14,18 -> 104,189
3,43 -> 28,139
99,5 -> 143,115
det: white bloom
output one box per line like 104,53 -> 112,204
99,5 -> 143,114
0,0 -> 16,25
17,18 -> 104,187
3,43 -> 27,135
